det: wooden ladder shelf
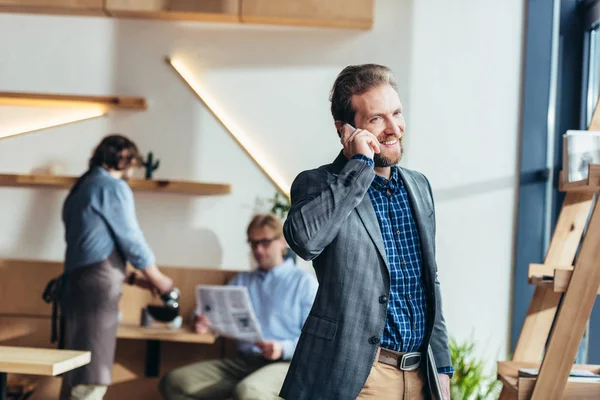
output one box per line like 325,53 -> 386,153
497,165 -> 600,399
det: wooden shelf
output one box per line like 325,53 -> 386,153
559,165 -> 600,193
0,91 -> 147,110
498,361 -> 600,400
0,174 -> 231,196
117,324 -> 216,344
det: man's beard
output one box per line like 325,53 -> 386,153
374,138 -> 403,167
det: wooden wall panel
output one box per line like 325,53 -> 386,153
0,0 -> 104,16
241,0 -> 374,29
104,0 -> 240,22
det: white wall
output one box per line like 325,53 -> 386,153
0,0 -> 523,370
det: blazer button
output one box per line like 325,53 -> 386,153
379,295 -> 387,304
344,179 -> 352,187
368,336 -> 380,345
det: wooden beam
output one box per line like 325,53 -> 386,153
0,92 -> 147,110
531,200 -> 600,399
0,174 -> 231,195
513,192 -> 593,362
554,269 -> 600,295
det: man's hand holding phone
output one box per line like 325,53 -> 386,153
340,123 -> 381,160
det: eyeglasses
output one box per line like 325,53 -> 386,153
248,236 -> 280,249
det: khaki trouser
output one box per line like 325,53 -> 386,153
159,355 -> 289,400
357,348 -> 426,400
59,382 -> 107,400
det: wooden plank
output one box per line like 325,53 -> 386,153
0,92 -> 146,109
0,0 -> 104,15
116,324 -> 215,344
513,192 -> 593,362
527,263 -> 573,280
104,0 -> 239,22
241,0 -> 374,29
531,200 -> 600,399
587,164 -> 600,187
0,345 -> 90,376
554,269 -> 600,294
0,258 -> 238,317
0,259 -> 62,317
0,174 -> 231,195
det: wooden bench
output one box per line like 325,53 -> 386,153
0,258 -> 240,400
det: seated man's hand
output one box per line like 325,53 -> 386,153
193,314 -> 212,334
256,341 -> 283,360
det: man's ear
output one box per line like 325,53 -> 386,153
334,120 -> 344,137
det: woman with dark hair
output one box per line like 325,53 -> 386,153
59,134 -> 175,400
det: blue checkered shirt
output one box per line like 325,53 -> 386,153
353,155 -> 454,376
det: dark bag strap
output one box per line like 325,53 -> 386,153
42,275 -> 65,347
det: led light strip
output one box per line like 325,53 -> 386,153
167,57 -> 291,198
0,107 -> 107,140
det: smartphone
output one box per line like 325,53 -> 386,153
338,123 -> 356,138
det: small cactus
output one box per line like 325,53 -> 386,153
142,151 -> 160,179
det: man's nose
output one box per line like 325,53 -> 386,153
385,121 -> 401,136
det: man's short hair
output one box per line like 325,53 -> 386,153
330,64 -> 399,126
246,213 -> 283,237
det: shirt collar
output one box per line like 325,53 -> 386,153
371,166 -> 402,192
254,258 -> 294,278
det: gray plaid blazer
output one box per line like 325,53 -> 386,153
279,152 -> 451,400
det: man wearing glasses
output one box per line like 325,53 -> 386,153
159,213 -> 318,400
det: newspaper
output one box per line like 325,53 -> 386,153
195,285 -> 264,343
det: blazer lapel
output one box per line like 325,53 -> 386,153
356,196 -> 390,273
397,168 -> 434,268
331,150 -> 390,272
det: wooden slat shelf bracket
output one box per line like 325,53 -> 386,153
0,174 -> 231,196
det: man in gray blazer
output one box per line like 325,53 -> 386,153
280,64 -> 453,400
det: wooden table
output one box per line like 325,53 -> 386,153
0,346 -> 90,400
116,324 -> 216,377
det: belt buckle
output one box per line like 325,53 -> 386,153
399,352 -> 421,371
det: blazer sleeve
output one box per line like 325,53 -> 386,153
284,158 -> 375,261
423,174 -> 453,370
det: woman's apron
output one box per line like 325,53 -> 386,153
60,250 -> 126,386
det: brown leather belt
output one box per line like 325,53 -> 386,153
378,348 -> 421,371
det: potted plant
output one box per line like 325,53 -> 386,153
450,336 -> 502,400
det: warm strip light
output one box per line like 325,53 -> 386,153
0,107 -> 107,140
167,57 -> 291,199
